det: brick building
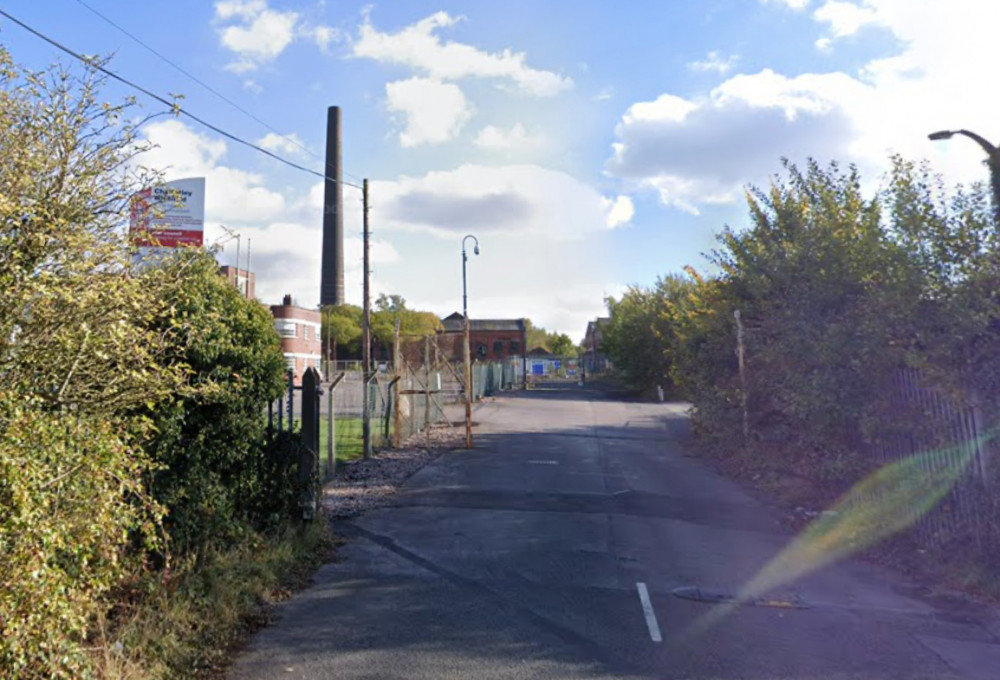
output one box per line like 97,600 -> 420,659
271,294 -> 322,385
582,317 -> 611,374
441,312 -> 527,361
219,265 -> 255,300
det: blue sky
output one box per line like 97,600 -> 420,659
0,0 -> 995,339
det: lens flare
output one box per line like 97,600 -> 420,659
681,429 -> 991,639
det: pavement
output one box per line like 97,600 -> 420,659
229,385 -> 1000,679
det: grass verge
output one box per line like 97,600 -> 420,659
91,519 -> 339,679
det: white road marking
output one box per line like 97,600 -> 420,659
527,460 -> 558,465
636,582 -> 663,642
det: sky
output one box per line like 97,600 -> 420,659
1,0 -> 997,340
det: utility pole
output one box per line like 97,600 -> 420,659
235,233 -> 241,294
245,238 -> 251,299
734,309 -> 749,445
362,179 -> 372,458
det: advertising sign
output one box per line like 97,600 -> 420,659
129,177 -> 205,248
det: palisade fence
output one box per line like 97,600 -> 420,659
266,329 -> 523,506
856,367 -> 994,547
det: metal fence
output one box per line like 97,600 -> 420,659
865,367 -> 992,546
268,331 -> 522,480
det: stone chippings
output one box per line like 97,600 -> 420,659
322,425 -> 464,518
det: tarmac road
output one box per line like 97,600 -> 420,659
229,385 -> 1000,679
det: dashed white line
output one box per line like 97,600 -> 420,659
636,582 -> 663,643
526,460 -> 558,465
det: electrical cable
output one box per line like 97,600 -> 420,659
0,8 -> 363,191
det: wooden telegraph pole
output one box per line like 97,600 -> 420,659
362,179 -> 372,458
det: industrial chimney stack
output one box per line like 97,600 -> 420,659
320,105 -> 344,306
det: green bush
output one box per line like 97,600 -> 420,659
141,251 -> 289,554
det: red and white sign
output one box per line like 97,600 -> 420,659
129,177 -> 205,248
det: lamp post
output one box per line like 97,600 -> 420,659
462,234 -> 479,449
929,129 -> 1000,226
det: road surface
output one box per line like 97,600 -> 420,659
230,386 -> 1000,679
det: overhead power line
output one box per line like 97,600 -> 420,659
72,0 -> 367,185
0,8 -> 363,191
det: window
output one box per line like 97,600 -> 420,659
285,356 -> 296,372
510,340 -> 520,353
476,343 -> 487,358
303,325 -> 310,340
493,340 -> 504,355
275,319 -> 297,338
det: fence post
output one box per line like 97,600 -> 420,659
287,369 -> 294,434
299,367 -> 319,520
970,388 -> 990,484
424,335 -> 431,441
394,319 -> 403,448
327,372 -> 345,480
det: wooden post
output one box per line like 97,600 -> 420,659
362,178 -> 372,458
734,310 -> 749,444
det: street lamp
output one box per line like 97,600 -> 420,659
461,234 -> 479,449
928,128 -> 1000,225
462,235 -> 479,320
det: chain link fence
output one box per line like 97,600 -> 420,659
269,330 -> 522,479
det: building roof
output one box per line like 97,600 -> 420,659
441,313 -> 526,333
527,347 -> 552,356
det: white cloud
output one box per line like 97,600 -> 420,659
370,164 -> 629,239
214,0 -> 338,72
760,0 -> 811,9
385,78 -> 474,147
813,0 -> 881,39
603,196 -> 635,228
138,119 -> 285,224
473,123 -> 543,151
352,11 -> 572,96
610,0 -> 1000,212
607,70 -> 865,212
214,0 -> 265,20
688,51 -> 740,74
257,132 -> 308,156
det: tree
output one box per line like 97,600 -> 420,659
548,333 -> 575,356
322,304 -> 363,359
370,294 -> 443,349
0,49 -> 184,678
141,250 -> 288,553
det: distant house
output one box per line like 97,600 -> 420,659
271,294 -> 322,385
440,313 -> 527,361
582,317 -> 611,374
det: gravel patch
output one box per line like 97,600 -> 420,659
321,424 -> 467,518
